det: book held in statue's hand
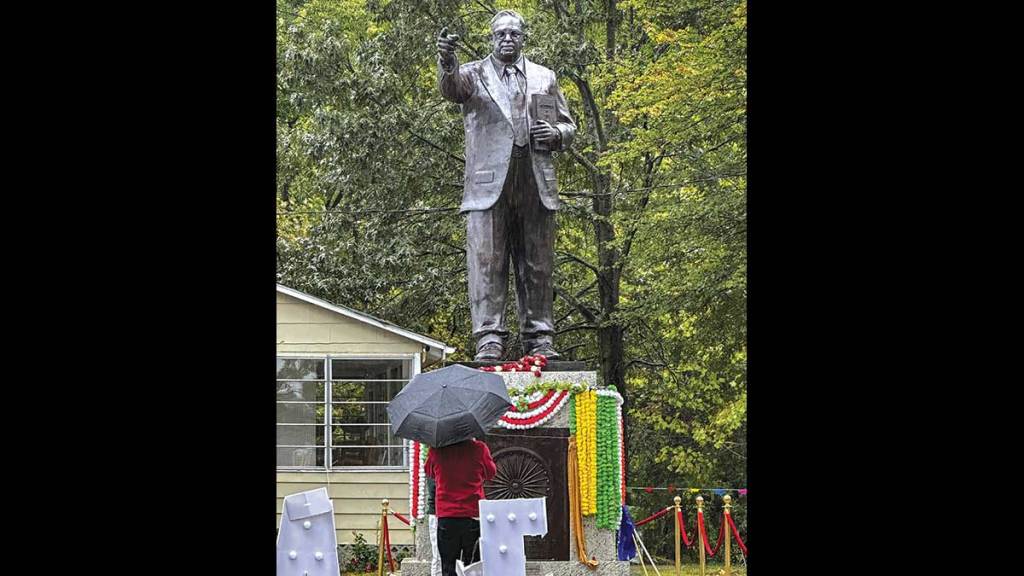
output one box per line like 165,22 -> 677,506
531,93 -> 558,151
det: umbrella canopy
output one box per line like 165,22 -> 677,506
387,364 -> 512,447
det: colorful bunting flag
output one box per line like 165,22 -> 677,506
624,486 -> 748,494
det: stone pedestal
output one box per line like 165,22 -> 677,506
400,371 -> 628,576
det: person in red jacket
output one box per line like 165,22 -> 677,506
424,438 -> 497,576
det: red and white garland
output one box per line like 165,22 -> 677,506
408,441 -> 417,517
481,354 -> 578,429
410,441 -> 429,519
497,388 -> 572,429
408,356 -> 627,519
619,401 -> 626,506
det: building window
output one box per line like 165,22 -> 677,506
276,357 -> 411,470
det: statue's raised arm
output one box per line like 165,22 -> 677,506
437,27 -> 474,103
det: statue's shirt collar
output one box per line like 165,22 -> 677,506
490,53 -> 525,78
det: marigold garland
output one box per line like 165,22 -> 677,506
566,387 -> 625,526
507,379 -> 588,412
496,390 -> 571,429
409,442 -> 420,518
575,389 -> 598,515
618,402 -> 625,507
567,436 -> 599,569
416,443 -> 429,518
600,388 -> 624,527
574,390 -> 585,512
568,394 -> 576,435
592,392 -> 600,515
479,380 -> 589,430
577,390 -> 587,514
596,393 -> 610,528
408,441 -> 419,518
581,387 -> 589,512
411,357 -> 626,531
409,364 -> 626,536
595,390 -> 623,529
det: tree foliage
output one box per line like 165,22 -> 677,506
276,0 -> 746,498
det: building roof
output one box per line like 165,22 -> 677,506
276,284 -> 455,364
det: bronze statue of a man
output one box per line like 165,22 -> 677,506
437,10 -> 576,361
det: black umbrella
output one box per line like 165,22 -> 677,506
387,364 -> 512,448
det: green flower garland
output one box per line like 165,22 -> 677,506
561,385 -> 624,529
596,393 -> 608,528
595,389 -> 622,529
568,394 -> 576,435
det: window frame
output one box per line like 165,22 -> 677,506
276,352 -> 420,472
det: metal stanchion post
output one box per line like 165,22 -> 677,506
696,495 -> 706,576
378,498 -> 389,576
674,496 -> 683,576
722,495 -> 732,576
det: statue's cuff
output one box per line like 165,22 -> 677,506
555,125 -> 569,150
438,57 -> 457,74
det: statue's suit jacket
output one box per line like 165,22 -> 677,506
439,55 -> 576,212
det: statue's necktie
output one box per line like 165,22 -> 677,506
505,65 -> 529,147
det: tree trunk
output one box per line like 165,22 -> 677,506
590,167 -> 629,492
567,0 -> 631,495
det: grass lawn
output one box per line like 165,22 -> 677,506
631,564 -> 747,576
345,564 -> 747,576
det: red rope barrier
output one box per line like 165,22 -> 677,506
726,512 -> 748,556
383,513 -> 396,572
711,513 -> 724,557
391,511 -> 411,525
676,509 -> 692,547
635,506 -> 671,527
696,510 -> 724,557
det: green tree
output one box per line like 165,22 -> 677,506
276,0 -> 746,500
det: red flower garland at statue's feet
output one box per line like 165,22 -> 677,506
479,354 -> 549,376
726,511 -> 748,556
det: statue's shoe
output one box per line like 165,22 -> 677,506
527,343 -> 561,360
474,342 -> 504,361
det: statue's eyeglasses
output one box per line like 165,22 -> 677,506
492,30 -> 523,40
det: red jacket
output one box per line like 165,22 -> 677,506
425,439 -> 497,518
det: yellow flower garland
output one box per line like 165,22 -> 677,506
587,390 -> 598,515
570,387 -> 624,527
583,391 -> 590,513
583,390 -> 590,515
574,391 -> 586,513
574,389 -> 598,515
